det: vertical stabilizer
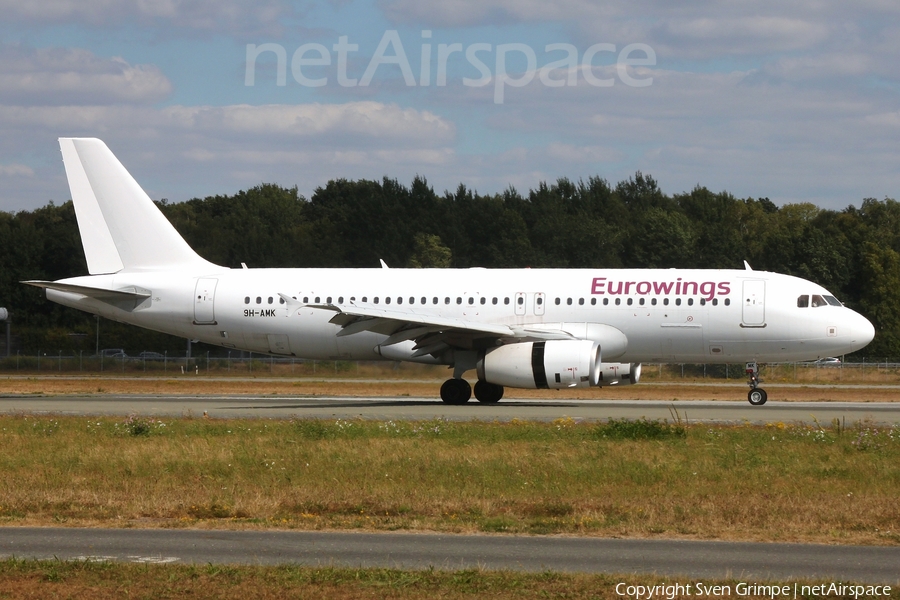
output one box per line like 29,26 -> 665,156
59,138 -> 215,273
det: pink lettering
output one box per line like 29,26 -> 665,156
589,277 -> 734,298
653,281 -> 674,294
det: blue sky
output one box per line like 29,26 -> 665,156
0,0 -> 898,212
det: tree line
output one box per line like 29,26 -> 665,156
1,172 -> 898,357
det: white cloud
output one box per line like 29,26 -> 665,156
0,0 -> 288,34
0,163 -> 34,177
162,102 -> 454,145
0,45 -> 171,105
0,100 -> 457,210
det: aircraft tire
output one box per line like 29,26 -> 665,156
747,388 -> 768,406
474,381 -> 504,403
441,378 -> 471,404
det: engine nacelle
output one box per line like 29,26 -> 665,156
477,340 -> 600,389
597,362 -> 642,386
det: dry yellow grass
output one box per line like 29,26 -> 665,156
1,415 -> 898,546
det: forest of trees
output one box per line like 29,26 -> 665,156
1,172 -> 899,358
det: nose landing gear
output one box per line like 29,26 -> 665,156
745,362 -> 767,405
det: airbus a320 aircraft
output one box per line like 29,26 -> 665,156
25,138 -> 875,405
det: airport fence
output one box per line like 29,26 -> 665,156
0,352 -> 898,384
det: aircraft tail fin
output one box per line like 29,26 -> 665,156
59,138 -> 215,274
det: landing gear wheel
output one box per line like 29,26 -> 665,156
440,378 -> 471,405
474,381 -> 504,404
748,388 -> 768,406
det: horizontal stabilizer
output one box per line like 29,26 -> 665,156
23,280 -> 151,303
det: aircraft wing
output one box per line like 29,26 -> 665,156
279,294 -> 578,358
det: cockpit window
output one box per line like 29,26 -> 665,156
800,293 -> 842,308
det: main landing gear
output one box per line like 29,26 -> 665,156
440,379 -> 504,404
745,362 -> 767,406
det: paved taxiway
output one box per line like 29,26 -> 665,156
2,528 -> 898,583
1,394 -> 899,424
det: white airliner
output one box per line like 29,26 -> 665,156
25,138 -> 875,405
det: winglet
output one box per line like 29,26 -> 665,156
743,260 -> 753,271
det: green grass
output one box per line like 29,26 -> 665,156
0,415 -> 898,544
2,558 -> 896,600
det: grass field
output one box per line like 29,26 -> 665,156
1,414 -> 898,545
7,559 -> 895,600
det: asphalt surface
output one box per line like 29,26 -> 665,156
1,395 -> 899,425
1,528 -> 898,584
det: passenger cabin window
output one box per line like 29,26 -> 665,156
517,297 -> 524,305
504,298 -> 510,305
244,297 -> 250,304
480,297 -> 486,305
798,295 -> 809,308
555,298 -> 561,305
256,297 -> 262,304
468,297 -> 474,305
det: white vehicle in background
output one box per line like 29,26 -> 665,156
25,138 -> 875,406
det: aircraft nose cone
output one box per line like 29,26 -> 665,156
853,312 -> 875,351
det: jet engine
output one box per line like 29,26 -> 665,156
597,361 -> 641,386
477,340 -> 601,389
